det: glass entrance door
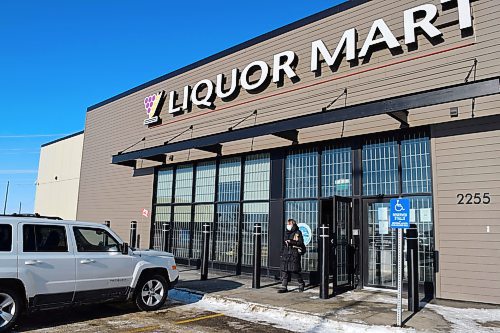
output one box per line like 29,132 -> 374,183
364,199 -> 398,288
320,196 -> 353,292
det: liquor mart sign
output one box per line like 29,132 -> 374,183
144,0 -> 473,125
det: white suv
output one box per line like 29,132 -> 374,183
0,215 -> 179,332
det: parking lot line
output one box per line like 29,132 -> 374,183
174,313 -> 225,325
124,325 -> 161,333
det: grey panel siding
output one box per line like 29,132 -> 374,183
432,115 -> 500,304
78,0 -> 500,278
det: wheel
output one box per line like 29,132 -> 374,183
0,288 -> 21,333
135,275 -> 168,311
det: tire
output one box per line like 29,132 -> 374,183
134,275 -> 169,311
0,287 -> 22,333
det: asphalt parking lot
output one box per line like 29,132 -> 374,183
15,299 -> 291,333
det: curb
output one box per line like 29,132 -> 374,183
170,288 -> 412,332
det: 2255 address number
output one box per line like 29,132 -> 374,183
457,193 -> 491,205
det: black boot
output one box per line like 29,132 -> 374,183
277,287 -> 288,293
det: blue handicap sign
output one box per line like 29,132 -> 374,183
390,198 -> 410,229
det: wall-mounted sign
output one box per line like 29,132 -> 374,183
298,223 -> 312,246
144,0 -> 473,125
143,91 -> 164,126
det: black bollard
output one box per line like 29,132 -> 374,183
130,221 -> 137,248
320,224 -> 330,299
201,224 -> 210,281
162,222 -> 170,252
407,223 -> 419,313
136,234 -> 141,249
104,220 -> 110,227
252,224 -> 262,289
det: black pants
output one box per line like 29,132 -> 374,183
281,271 -> 304,287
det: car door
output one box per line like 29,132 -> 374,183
71,226 -> 136,302
17,223 -> 76,307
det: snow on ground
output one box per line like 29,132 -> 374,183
169,288 -> 500,332
168,289 -> 413,333
427,304 -> 500,333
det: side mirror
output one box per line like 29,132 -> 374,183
121,242 -> 129,255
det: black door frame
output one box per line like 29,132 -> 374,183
320,196 -> 355,293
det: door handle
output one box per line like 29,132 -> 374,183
25,260 -> 42,265
80,259 -> 96,264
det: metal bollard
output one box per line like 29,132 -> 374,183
319,224 -> 330,299
201,224 -> 210,281
407,223 -> 419,313
162,222 -> 170,252
136,234 -> 141,249
104,221 -> 110,227
130,221 -> 137,248
252,224 -> 262,289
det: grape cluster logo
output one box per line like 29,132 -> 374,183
143,91 -> 164,125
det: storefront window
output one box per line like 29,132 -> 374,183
402,135 -> 432,194
156,168 -> 174,204
362,138 -> 399,196
218,158 -> 241,202
407,196 -> 434,283
286,149 -> 318,198
174,165 -> 193,203
242,202 -> 269,266
322,147 -> 352,197
195,161 -> 216,202
285,200 -> 318,271
152,206 -> 171,251
215,203 -> 240,263
171,206 -> 191,258
192,204 -> 214,259
244,153 -> 270,201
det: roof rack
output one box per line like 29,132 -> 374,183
0,213 -> 63,220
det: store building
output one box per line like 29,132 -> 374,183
77,0 -> 500,304
35,131 -> 84,220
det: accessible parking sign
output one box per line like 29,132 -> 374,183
390,198 -> 410,229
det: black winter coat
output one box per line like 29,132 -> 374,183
280,225 -> 306,273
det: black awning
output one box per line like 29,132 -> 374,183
112,77 -> 500,166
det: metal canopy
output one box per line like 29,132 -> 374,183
112,77 -> 500,166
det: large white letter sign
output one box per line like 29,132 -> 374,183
191,79 -> 215,108
273,51 -> 298,83
168,86 -> 190,114
241,60 -> 269,91
311,28 -> 357,72
216,68 -> 239,99
359,19 -> 400,58
441,0 -> 472,29
404,4 -> 442,44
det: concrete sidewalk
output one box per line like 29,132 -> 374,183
174,266 -> 500,332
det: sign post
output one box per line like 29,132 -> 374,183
390,198 -> 410,328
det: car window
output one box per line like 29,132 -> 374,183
73,227 -> 120,252
0,224 -> 12,252
23,224 -> 68,252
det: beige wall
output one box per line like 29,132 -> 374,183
35,133 -> 84,220
78,0 -> 500,291
432,115 -> 500,304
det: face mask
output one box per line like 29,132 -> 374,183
286,225 -> 293,231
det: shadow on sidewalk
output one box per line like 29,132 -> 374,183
177,275 -> 244,294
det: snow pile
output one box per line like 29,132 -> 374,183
428,304 -> 500,333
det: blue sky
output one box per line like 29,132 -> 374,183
0,0 -> 344,214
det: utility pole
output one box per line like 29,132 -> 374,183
3,181 -> 9,215
19,201 -> 22,214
